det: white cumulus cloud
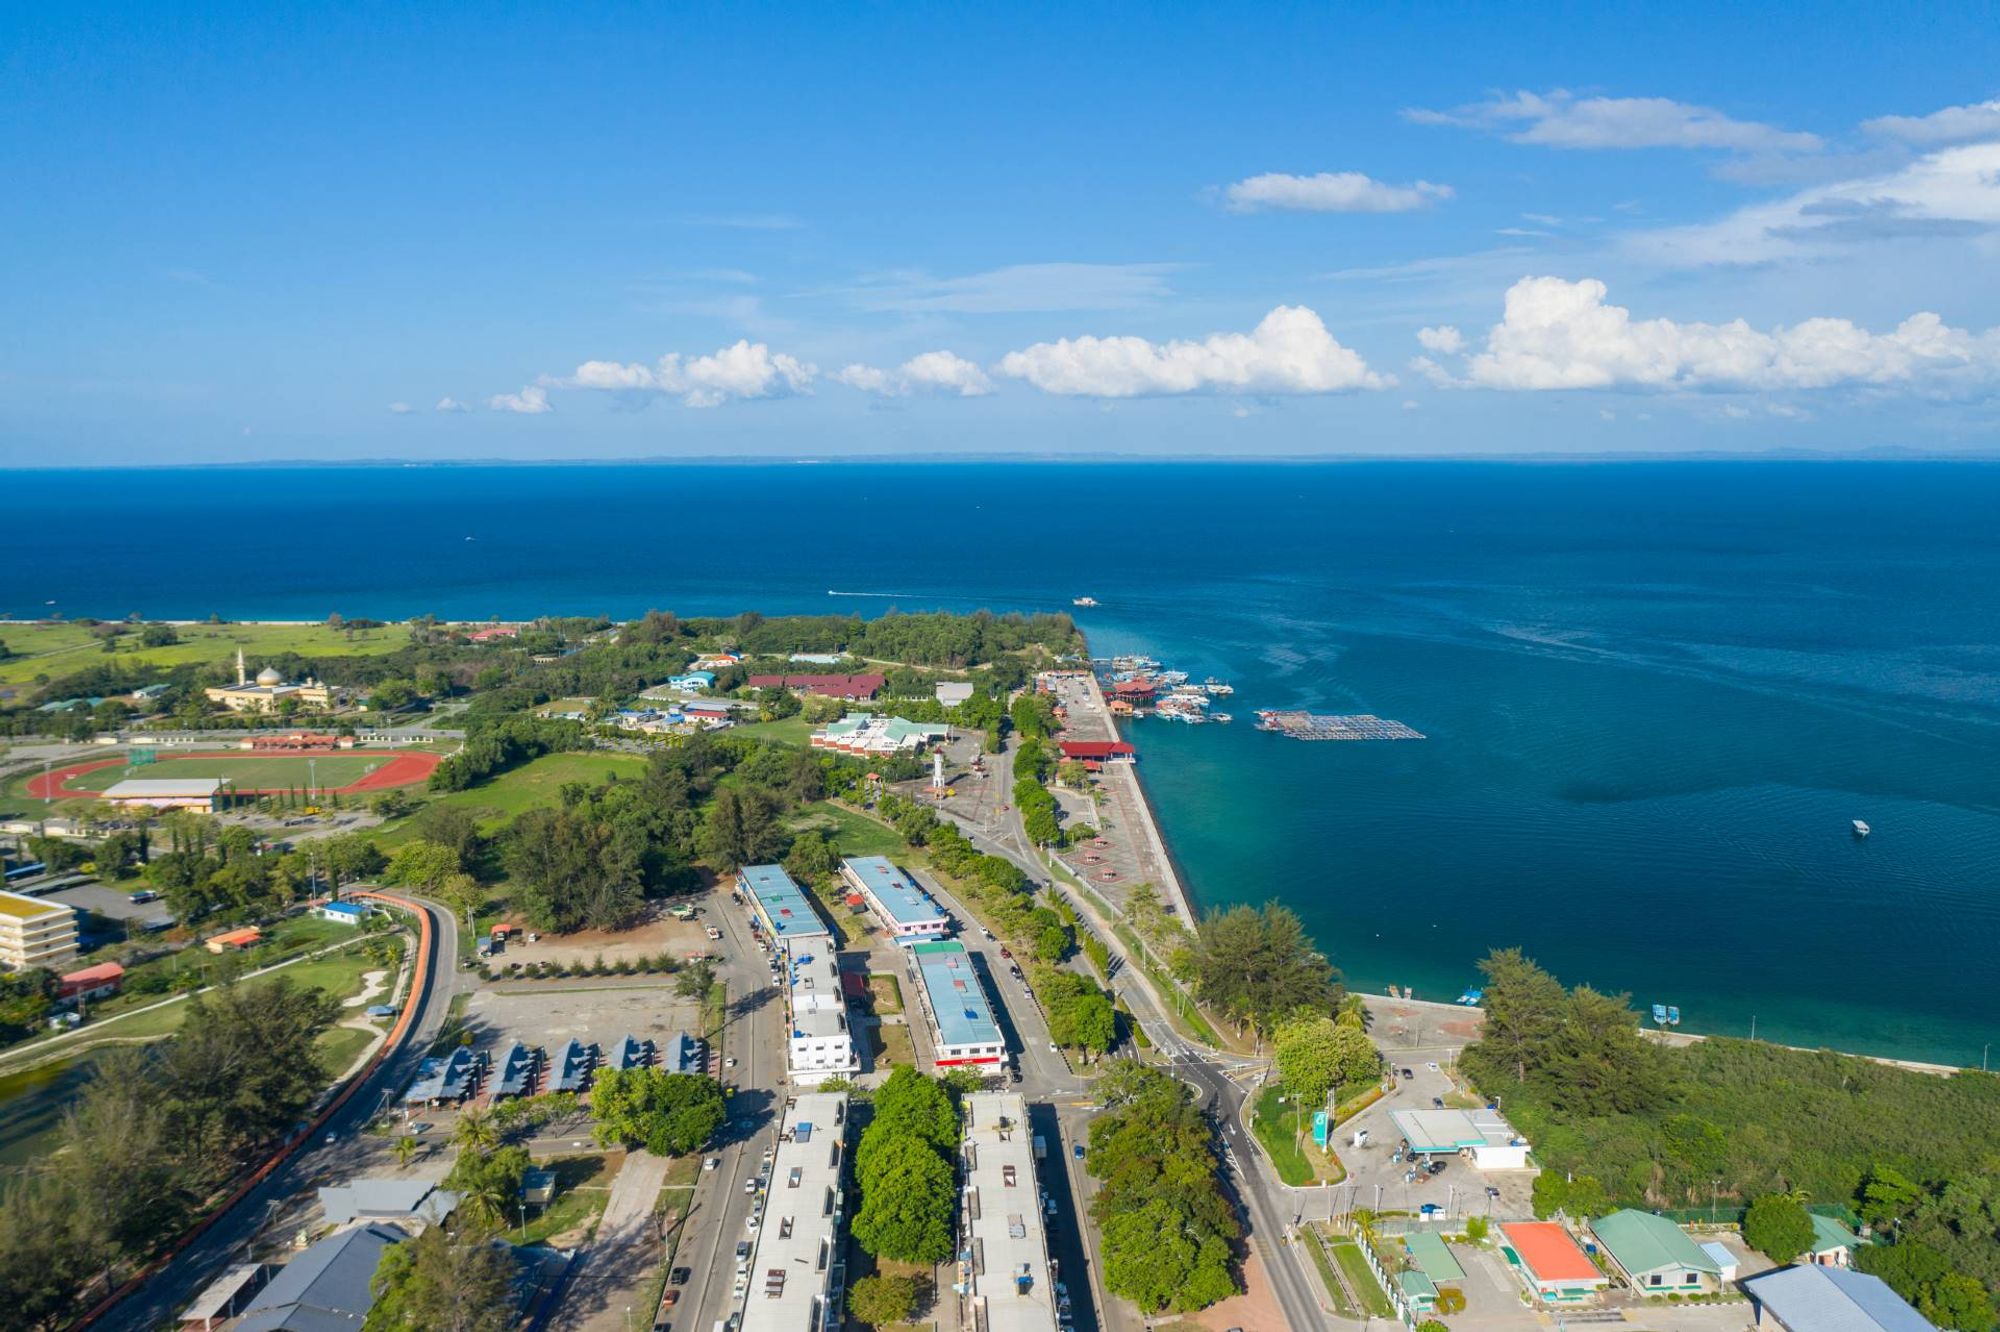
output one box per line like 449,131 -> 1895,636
1425,276 -> 2000,392
836,351 -> 994,397
489,386 -> 551,414
551,340 -> 817,408
435,397 -> 469,413
1405,90 -> 1821,153
1416,326 -> 1465,354
1863,98 -> 2000,146
1222,171 -> 1453,214
998,305 -> 1385,397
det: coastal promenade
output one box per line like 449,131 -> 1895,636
1047,670 -> 1198,924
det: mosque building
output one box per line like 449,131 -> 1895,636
203,649 -> 335,713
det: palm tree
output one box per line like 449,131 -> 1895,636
452,1107 -> 498,1154
393,1133 -> 419,1169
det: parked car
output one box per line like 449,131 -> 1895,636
670,1267 -> 692,1285
1399,1067 -> 1415,1079
1431,1096 -> 1445,1108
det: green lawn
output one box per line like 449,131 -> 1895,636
1330,1238 -> 1396,1319
316,1025 -> 378,1073
66,751 -> 397,793
1251,1084 -> 1323,1186
377,751 -> 649,842
516,1153 -> 615,1245
873,1022 -> 914,1069
1302,1228 -> 1362,1320
0,620 -> 409,687
792,801 -> 903,858
731,717 -> 815,746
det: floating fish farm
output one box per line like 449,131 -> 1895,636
1254,710 -> 1426,741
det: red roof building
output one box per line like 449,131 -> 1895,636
58,961 -> 125,1001
467,624 -> 523,642
1112,678 -> 1156,698
1059,740 -> 1136,763
745,673 -> 886,700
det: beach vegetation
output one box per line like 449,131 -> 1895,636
1189,902 -> 1343,1037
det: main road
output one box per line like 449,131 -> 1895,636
91,893 -> 470,1332
941,728 -> 1341,1332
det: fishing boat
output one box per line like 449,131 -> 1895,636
1210,712 -> 1232,723
1852,819 -> 1871,838
1072,596 -> 1099,607
1203,678 -> 1234,695
1651,1003 -> 1669,1025
1667,1006 -> 1681,1026
1456,988 -> 1483,1006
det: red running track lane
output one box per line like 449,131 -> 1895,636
72,890 -> 436,1330
28,749 -> 442,799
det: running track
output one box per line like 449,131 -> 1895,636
27,749 -> 442,799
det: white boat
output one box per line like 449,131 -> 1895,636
1204,679 -> 1234,696
1852,820 -> 1871,838
1072,596 -> 1099,607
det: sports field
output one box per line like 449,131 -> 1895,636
31,749 -> 440,798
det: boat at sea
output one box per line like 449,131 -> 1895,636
1072,596 -> 1099,607
1852,819 -> 1871,838
1210,712 -> 1232,723
1456,988 -> 1483,1006
1203,678 -> 1234,696
1651,1003 -> 1681,1027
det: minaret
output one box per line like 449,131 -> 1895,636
236,649 -> 246,686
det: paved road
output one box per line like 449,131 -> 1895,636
94,894 -> 468,1332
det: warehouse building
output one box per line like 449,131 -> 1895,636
840,856 -> 949,942
957,1091 -> 1060,1332
0,890 -> 78,970
1744,1264 -> 1939,1332
740,865 -> 832,948
909,940 -> 1006,1068
740,1092 -> 849,1332
100,777 -> 225,811
1591,1209 -> 1723,1296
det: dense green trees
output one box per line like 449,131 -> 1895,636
696,786 -> 788,871
848,1273 -> 919,1327
852,1069 -> 959,1265
588,1068 -> 725,1157
1743,1193 -> 1815,1264
1273,1014 -> 1381,1106
0,976 -> 342,1328
1039,967 -> 1117,1054
0,970 -> 57,1043
1460,949 -> 1665,1117
1085,1062 -> 1240,1314
1189,902 -> 1342,1037
364,1224 -> 515,1332
504,805 -> 646,933
444,1145 -> 530,1230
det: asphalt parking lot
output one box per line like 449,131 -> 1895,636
462,982 -> 706,1068
1328,1059 -> 1538,1223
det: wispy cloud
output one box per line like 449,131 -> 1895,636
997,306 -> 1385,397
387,401 -> 415,414
1220,171 -> 1452,214
826,262 -> 1181,314
1405,90 -> 1821,153
1863,98 -> 2000,146
435,397 -> 470,413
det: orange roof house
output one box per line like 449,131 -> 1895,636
205,927 -> 264,953
1501,1222 -> 1609,1303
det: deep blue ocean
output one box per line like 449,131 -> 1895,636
5,462 -> 1998,1065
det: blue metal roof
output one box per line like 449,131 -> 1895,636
912,941 -> 1001,1049
843,856 -> 948,929
550,1038 -> 594,1093
1745,1265 -> 1938,1332
739,865 -> 830,942
493,1042 -> 536,1097
403,1047 -> 473,1102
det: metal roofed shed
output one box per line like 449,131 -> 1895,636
317,1179 -> 460,1226
840,855 -> 950,942
181,1263 -> 269,1331
100,777 -> 225,810
664,1030 -> 705,1073
1591,1209 -> 1722,1295
233,1222 -> 405,1332
1404,1230 -> 1467,1284
910,940 -> 1006,1067
739,864 -> 832,945
404,1047 -> 475,1104
1388,1106 -> 1532,1169
611,1033 -> 653,1070
492,1042 -> 539,1098
550,1038 -> 595,1093
1744,1264 -> 1939,1332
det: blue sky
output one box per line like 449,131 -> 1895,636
5,2 -> 2000,463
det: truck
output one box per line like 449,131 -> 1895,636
1032,1134 -> 1047,1162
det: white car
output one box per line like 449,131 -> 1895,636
704,1157 -> 720,1172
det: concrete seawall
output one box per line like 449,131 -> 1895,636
1070,670 -> 1199,924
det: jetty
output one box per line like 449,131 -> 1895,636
1255,710 -> 1425,741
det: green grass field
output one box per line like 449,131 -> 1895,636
377,750 -> 649,842
67,752 -> 393,793
0,620 -> 408,686
791,801 -> 904,858
730,717 -> 815,746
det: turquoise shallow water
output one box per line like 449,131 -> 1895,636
4,461 -> 1997,1063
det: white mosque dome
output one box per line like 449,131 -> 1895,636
256,665 -> 284,686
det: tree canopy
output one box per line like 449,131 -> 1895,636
1189,902 -> 1342,1036
588,1068 -> 725,1157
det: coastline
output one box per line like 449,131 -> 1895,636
1066,668 -> 1199,925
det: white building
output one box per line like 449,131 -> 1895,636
740,1092 -> 849,1332
1388,1107 -> 1533,1170
839,856 -> 950,942
958,1092 -> 1060,1332
810,714 -> 951,756
100,777 -> 225,811
782,946 -> 858,1085
0,891 -> 79,970
909,940 -> 1007,1069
